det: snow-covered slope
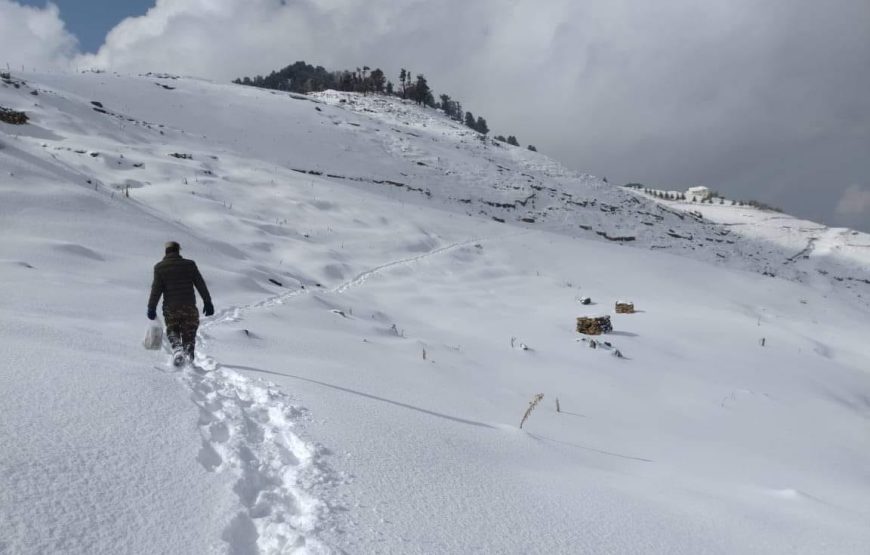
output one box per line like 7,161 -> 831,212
1,71 -> 869,554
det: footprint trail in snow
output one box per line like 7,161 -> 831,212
171,239 -> 490,553
184,356 -> 333,554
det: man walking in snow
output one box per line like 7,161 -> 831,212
147,241 -> 214,366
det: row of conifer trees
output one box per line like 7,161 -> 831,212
234,61 -> 536,151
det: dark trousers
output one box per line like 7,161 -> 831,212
164,305 -> 200,360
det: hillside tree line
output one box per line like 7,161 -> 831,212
234,61 -> 537,150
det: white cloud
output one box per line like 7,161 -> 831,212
0,1 -> 79,70
74,0 -> 511,85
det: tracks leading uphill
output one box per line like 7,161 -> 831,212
174,236 -> 487,553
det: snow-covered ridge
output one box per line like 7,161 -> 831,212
308,89 -> 870,304
3,72 -> 867,306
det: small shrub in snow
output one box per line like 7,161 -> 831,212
510,337 -> 531,350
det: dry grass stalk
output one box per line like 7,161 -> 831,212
520,393 -> 545,429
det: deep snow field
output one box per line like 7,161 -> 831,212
1,71 -> 869,554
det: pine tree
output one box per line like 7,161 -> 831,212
507,135 -> 519,146
412,75 -> 434,106
361,66 -> 370,94
399,69 -> 407,98
476,116 -> 489,135
370,68 -> 385,93
527,145 -> 537,152
465,111 -> 476,128
339,70 -> 353,91
440,94 -> 452,117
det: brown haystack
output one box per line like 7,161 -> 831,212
0,107 -> 28,125
576,315 -> 613,335
615,301 -> 635,314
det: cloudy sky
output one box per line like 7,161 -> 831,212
4,0 -> 869,231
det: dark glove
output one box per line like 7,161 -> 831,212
147,308 -> 157,320
203,302 -> 214,317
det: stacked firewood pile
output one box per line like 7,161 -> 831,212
0,107 -> 28,125
615,301 -> 635,314
576,315 -> 613,335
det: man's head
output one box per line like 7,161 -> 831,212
165,241 -> 181,254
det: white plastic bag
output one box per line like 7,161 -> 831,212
142,321 -> 164,350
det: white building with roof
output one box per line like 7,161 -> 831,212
686,186 -> 711,201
